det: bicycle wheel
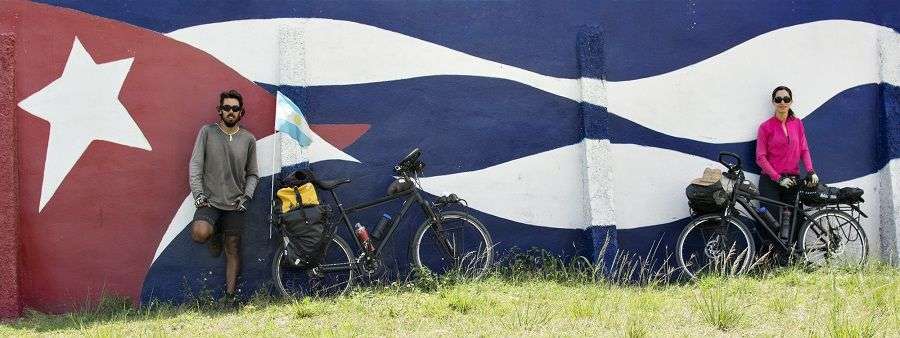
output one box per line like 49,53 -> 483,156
799,209 -> 868,267
676,214 -> 756,279
410,211 -> 493,277
272,235 -> 356,299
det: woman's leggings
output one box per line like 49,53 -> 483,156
758,174 -> 799,227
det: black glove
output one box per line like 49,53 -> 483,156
237,195 -> 250,212
194,194 -> 209,208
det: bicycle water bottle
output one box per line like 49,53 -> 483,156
780,209 -> 792,240
371,214 -> 392,241
757,206 -> 778,227
354,223 -> 376,253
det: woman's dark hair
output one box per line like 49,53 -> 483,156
771,85 -> 794,118
219,89 -> 244,109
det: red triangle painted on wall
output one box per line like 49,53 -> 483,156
310,124 -> 370,150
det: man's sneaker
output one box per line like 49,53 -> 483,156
208,232 -> 223,257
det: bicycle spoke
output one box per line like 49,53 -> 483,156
414,213 -> 492,277
275,237 -> 354,299
677,216 -> 754,280
802,210 -> 867,267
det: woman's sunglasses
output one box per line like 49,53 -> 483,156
773,96 -> 792,103
219,105 -> 243,112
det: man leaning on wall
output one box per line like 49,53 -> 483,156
187,89 -> 259,309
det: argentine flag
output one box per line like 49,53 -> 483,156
275,91 -> 313,147
274,91 -> 359,163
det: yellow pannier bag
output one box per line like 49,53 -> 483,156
276,182 -> 320,213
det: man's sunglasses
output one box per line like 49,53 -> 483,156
773,96 -> 792,103
219,105 -> 243,112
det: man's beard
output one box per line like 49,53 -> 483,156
220,112 -> 241,128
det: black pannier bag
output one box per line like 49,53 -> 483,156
686,181 -> 728,214
275,170 -> 334,269
838,187 -> 864,204
800,185 -> 839,206
800,185 -> 864,206
280,207 -> 332,269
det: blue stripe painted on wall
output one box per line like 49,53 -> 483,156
615,219 -> 687,263
279,76 -> 584,175
803,83 -> 890,181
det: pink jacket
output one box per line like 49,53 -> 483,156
756,115 -> 814,181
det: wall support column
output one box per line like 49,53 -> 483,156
877,31 -> 900,264
577,27 -> 618,269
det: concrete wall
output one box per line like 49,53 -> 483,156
1,0 -> 898,316
604,19 -> 899,261
878,30 -> 900,263
0,32 -> 21,319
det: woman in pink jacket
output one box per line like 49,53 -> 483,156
756,86 -> 819,235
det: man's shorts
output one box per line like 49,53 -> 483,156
193,206 -> 244,236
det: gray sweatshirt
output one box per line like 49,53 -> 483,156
189,124 -> 259,210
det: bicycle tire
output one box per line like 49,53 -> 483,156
799,209 -> 868,267
409,211 -> 493,277
675,214 -> 756,279
272,235 -> 356,299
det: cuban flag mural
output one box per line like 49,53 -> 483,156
1,0 -> 898,314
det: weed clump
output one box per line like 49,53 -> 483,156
693,283 -> 745,331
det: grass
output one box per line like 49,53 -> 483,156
1,259 -> 898,337
693,280 -> 745,331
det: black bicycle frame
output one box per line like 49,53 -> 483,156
713,153 -> 844,256
724,184 -> 812,253
315,185 -> 443,273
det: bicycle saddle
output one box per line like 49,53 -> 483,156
317,178 -> 351,190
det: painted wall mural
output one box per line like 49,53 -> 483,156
1,0 -> 897,313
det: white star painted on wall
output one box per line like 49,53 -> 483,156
18,37 -> 152,212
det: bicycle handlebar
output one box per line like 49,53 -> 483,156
399,148 -> 421,166
718,152 -> 742,172
393,148 -> 425,177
